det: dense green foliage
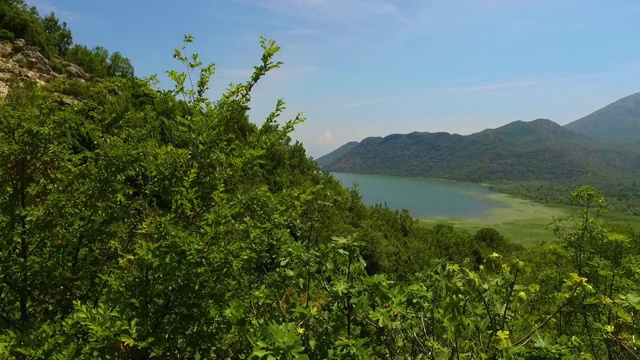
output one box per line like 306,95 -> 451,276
0,29 -> 640,358
0,0 -> 133,78
565,92 -> 640,144
494,180 -> 640,216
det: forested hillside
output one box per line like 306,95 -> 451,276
1,1 -> 640,359
318,118 -> 640,182
315,141 -> 358,168
317,118 -> 640,214
565,92 -> 640,143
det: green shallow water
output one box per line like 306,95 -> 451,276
332,172 -> 502,218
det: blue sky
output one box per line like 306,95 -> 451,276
28,0 -> 640,157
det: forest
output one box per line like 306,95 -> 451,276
1,1 -> 640,358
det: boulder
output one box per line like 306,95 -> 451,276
12,49 -> 52,74
12,38 -> 25,51
64,64 -> 89,80
56,95 -> 77,106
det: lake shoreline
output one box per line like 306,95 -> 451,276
332,172 -> 640,246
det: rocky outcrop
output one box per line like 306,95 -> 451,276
55,57 -> 90,81
0,39 -> 89,98
63,63 -> 89,80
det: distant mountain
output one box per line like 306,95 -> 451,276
564,92 -> 640,143
315,141 -> 358,168
317,119 -> 640,183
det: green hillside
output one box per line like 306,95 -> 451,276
564,92 -> 640,143
319,118 -> 640,183
314,141 -> 358,167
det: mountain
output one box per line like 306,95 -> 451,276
564,92 -> 640,143
315,141 -> 358,168
317,119 -> 640,183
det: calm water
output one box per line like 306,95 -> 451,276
332,173 -> 500,218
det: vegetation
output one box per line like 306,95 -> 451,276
314,141 -> 358,168
0,29 -> 638,358
422,191 -> 640,246
421,192 -> 570,246
494,180 -> 640,216
0,0 -> 134,78
0,2 -> 639,357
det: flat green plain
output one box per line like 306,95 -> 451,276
421,193 -> 640,246
420,193 -> 568,246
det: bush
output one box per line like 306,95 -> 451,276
45,78 -> 89,98
49,60 -> 64,74
0,29 -> 15,41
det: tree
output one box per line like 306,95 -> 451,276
108,51 -> 134,78
41,12 -> 72,55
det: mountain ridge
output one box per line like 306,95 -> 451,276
315,141 -> 359,168
318,91 -> 640,183
317,118 -> 640,183
564,92 -> 640,143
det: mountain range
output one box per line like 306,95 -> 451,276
317,93 -> 640,183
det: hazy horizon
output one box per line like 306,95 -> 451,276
314,108 -> 639,157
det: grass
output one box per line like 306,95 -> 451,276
603,212 -> 640,232
420,193 -> 568,246
420,192 -> 640,247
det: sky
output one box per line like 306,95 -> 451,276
27,0 -> 640,157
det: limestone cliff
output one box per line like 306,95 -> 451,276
0,39 -> 89,98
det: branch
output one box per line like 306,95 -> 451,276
476,286 -> 497,337
513,285 -> 579,347
611,335 -> 640,360
501,267 -> 519,330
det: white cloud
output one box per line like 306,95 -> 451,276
615,59 -> 640,74
475,10 -> 512,32
325,71 -> 618,112
440,72 -> 616,93
317,130 -> 340,145
442,79 -> 548,92
330,96 -> 390,110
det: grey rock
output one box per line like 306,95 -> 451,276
13,39 -> 26,51
12,49 -> 53,76
64,64 -> 89,80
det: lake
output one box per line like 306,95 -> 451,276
332,172 -> 501,218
